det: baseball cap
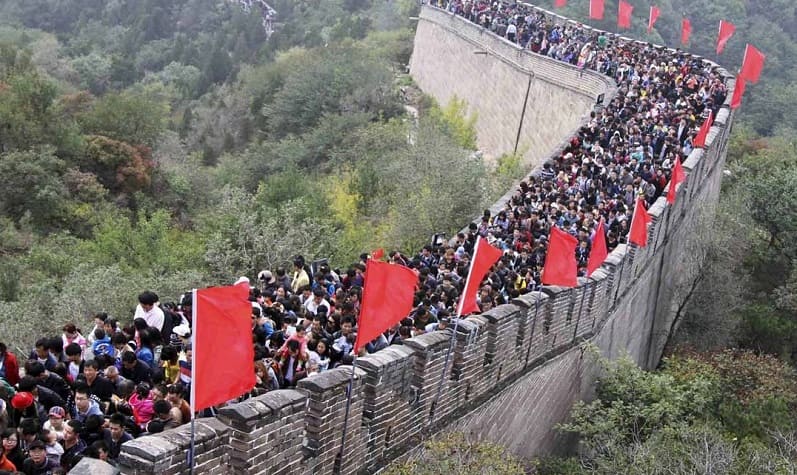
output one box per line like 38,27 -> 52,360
48,406 -> 66,419
11,392 -> 33,410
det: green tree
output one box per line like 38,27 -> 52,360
552,350 -> 797,474
78,90 -> 168,146
82,135 -> 154,195
384,432 -> 526,475
0,149 -> 68,230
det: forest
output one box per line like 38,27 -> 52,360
0,0 -> 796,470
0,0 -> 507,348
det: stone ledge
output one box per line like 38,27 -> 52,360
298,366 -> 366,393
403,331 -> 452,351
69,458 -> 120,475
479,304 -> 518,323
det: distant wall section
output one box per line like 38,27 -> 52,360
409,7 -> 614,167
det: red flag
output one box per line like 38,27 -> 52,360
716,20 -> 735,55
371,248 -> 385,260
681,18 -> 692,46
666,157 -> 686,204
589,0 -> 604,20
541,227 -> 578,287
617,0 -> 633,29
731,76 -> 746,109
648,6 -> 660,33
457,236 -> 503,316
193,282 -> 255,411
629,197 -> 652,247
354,260 -> 417,353
587,219 -> 608,277
739,44 -> 766,84
693,109 -> 714,148
554,0 -> 567,8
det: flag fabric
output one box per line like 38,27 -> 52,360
731,76 -> 746,109
716,20 -> 735,55
648,6 -> 660,33
589,0 -> 604,20
353,260 -> 417,353
541,227 -> 578,287
554,0 -> 567,8
617,0 -> 633,29
666,157 -> 686,204
739,44 -> 766,84
193,282 -> 255,411
587,219 -> 608,277
681,18 -> 692,46
371,248 -> 385,261
693,110 -> 714,148
629,197 -> 652,247
457,236 -> 504,316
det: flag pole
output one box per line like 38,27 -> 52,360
428,237 -> 481,427
188,289 -> 197,475
336,355 -> 358,475
524,291 -> 542,366
572,279 -> 589,340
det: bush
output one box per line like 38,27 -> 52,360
384,432 -> 526,475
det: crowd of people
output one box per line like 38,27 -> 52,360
0,2 -> 726,474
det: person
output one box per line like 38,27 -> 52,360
28,339 -> 56,373
120,351 -> 152,385
159,346 -> 180,384
135,329 -> 156,369
24,362 -> 71,403
84,440 -> 112,465
21,439 -> 59,474
64,343 -> 84,384
103,366 -> 127,396
307,339 -> 330,375
90,328 -> 113,359
59,420 -> 85,472
71,385 -> 103,423
42,408 -> 66,441
41,429 -> 62,467
102,413 -> 132,461
128,383 -> 154,430
134,291 -> 165,334
146,400 -> 179,434
0,430 -> 17,471
61,323 -> 87,353
17,377 -> 65,425
290,258 -> 310,293
166,384 -> 190,424
87,313 -> 110,345
276,340 -> 306,388
1,429 -> 23,470
0,343 -> 19,387
76,360 -> 115,404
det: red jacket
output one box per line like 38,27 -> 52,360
1,351 -> 19,386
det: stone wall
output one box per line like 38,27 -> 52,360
409,6 -> 616,168
102,4 -> 736,474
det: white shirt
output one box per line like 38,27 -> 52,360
304,298 -> 330,316
134,304 -> 165,332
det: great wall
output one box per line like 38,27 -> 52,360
80,3 -> 736,474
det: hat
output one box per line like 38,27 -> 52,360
258,270 -> 276,284
234,276 -> 250,286
48,406 -> 66,419
28,440 -> 46,451
11,391 -> 33,410
173,325 -> 191,338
